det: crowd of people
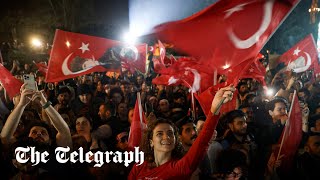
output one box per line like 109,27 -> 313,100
0,52 -> 320,180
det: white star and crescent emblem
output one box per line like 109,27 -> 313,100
293,47 -> 301,56
287,52 -> 312,73
224,2 -> 252,19
79,42 -> 90,53
227,0 -> 274,49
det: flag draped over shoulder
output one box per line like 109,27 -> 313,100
0,63 -> 23,99
46,29 -> 147,82
278,34 -> 319,73
128,93 -> 147,148
153,0 -> 300,73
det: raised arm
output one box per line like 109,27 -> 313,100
36,91 -> 72,148
176,85 -> 235,173
1,85 -> 35,144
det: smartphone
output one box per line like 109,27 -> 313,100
23,74 -> 37,91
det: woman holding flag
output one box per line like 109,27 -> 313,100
129,85 -> 235,179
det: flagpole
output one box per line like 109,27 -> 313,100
181,79 -> 196,119
276,90 -> 296,161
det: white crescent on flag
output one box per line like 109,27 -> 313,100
288,52 -> 312,73
62,53 -> 96,75
185,67 -> 201,93
228,0 -> 274,49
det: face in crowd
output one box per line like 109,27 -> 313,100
57,92 -> 70,106
98,104 -> 111,120
159,99 -> 170,113
112,92 -> 123,105
305,134 -> 320,158
180,123 -> 197,148
150,123 -> 176,154
228,116 -> 247,136
79,93 -> 92,104
117,103 -> 128,118
28,126 -> 51,144
268,101 -> 287,122
76,116 -> 92,136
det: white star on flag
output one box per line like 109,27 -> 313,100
293,47 -> 301,56
168,76 -> 178,85
3,77 -> 10,84
249,68 -> 254,72
224,2 -> 251,19
79,42 -> 90,53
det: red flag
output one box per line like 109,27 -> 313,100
34,62 -> 48,76
152,74 -> 183,86
128,93 -> 147,148
153,0 -> 299,72
225,54 -> 266,86
158,40 -> 166,65
278,34 -> 319,73
46,29 -> 147,82
0,63 -> 23,99
158,57 -> 214,92
195,83 -> 238,116
121,44 -> 147,73
274,91 -> 302,172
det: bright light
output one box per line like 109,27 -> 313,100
31,38 -> 42,48
223,64 -> 230,69
123,32 -> 137,44
66,41 -> 71,47
267,89 -> 274,96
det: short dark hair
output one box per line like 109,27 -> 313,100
265,97 -> 288,111
175,116 -> 194,135
57,86 -> 71,95
25,121 -> 54,141
298,88 -> 310,97
237,82 -> 248,91
223,110 -> 246,124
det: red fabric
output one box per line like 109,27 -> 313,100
158,40 -> 166,65
157,57 -> 214,92
128,97 -> 147,148
0,63 -> 23,99
129,113 -> 219,179
153,0 -> 299,73
195,83 -> 238,116
225,55 -> 266,86
152,75 -> 183,86
278,34 -> 318,73
35,62 -> 48,76
121,44 -> 148,73
275,92 -> 302,172
46,29 -> 147,82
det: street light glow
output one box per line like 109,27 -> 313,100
66,41 -> 71,47
123,32 -> 137,44
267,89 -> 274,96
31,38 -> 42,47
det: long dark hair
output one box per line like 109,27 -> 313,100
140,118 -> 184,167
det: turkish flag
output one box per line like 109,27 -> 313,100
152,0 -> 299,73
274,91 -> 302,173
158,57 -> 214,92
278,34 -> 319,73
46,29 -> 147,82
224,54 -> 266,86
158,40 -> 166,65
195,82 -> 238,116
0,63 -> 23,99
152,74 -> 183,86
34,62 -> 48,76
121,44 -> 148,73
128,93 -> 147,148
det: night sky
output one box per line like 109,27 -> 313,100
0,0 -> 317,54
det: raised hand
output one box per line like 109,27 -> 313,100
211,85 -> 235,114
18,83 -> 36,107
